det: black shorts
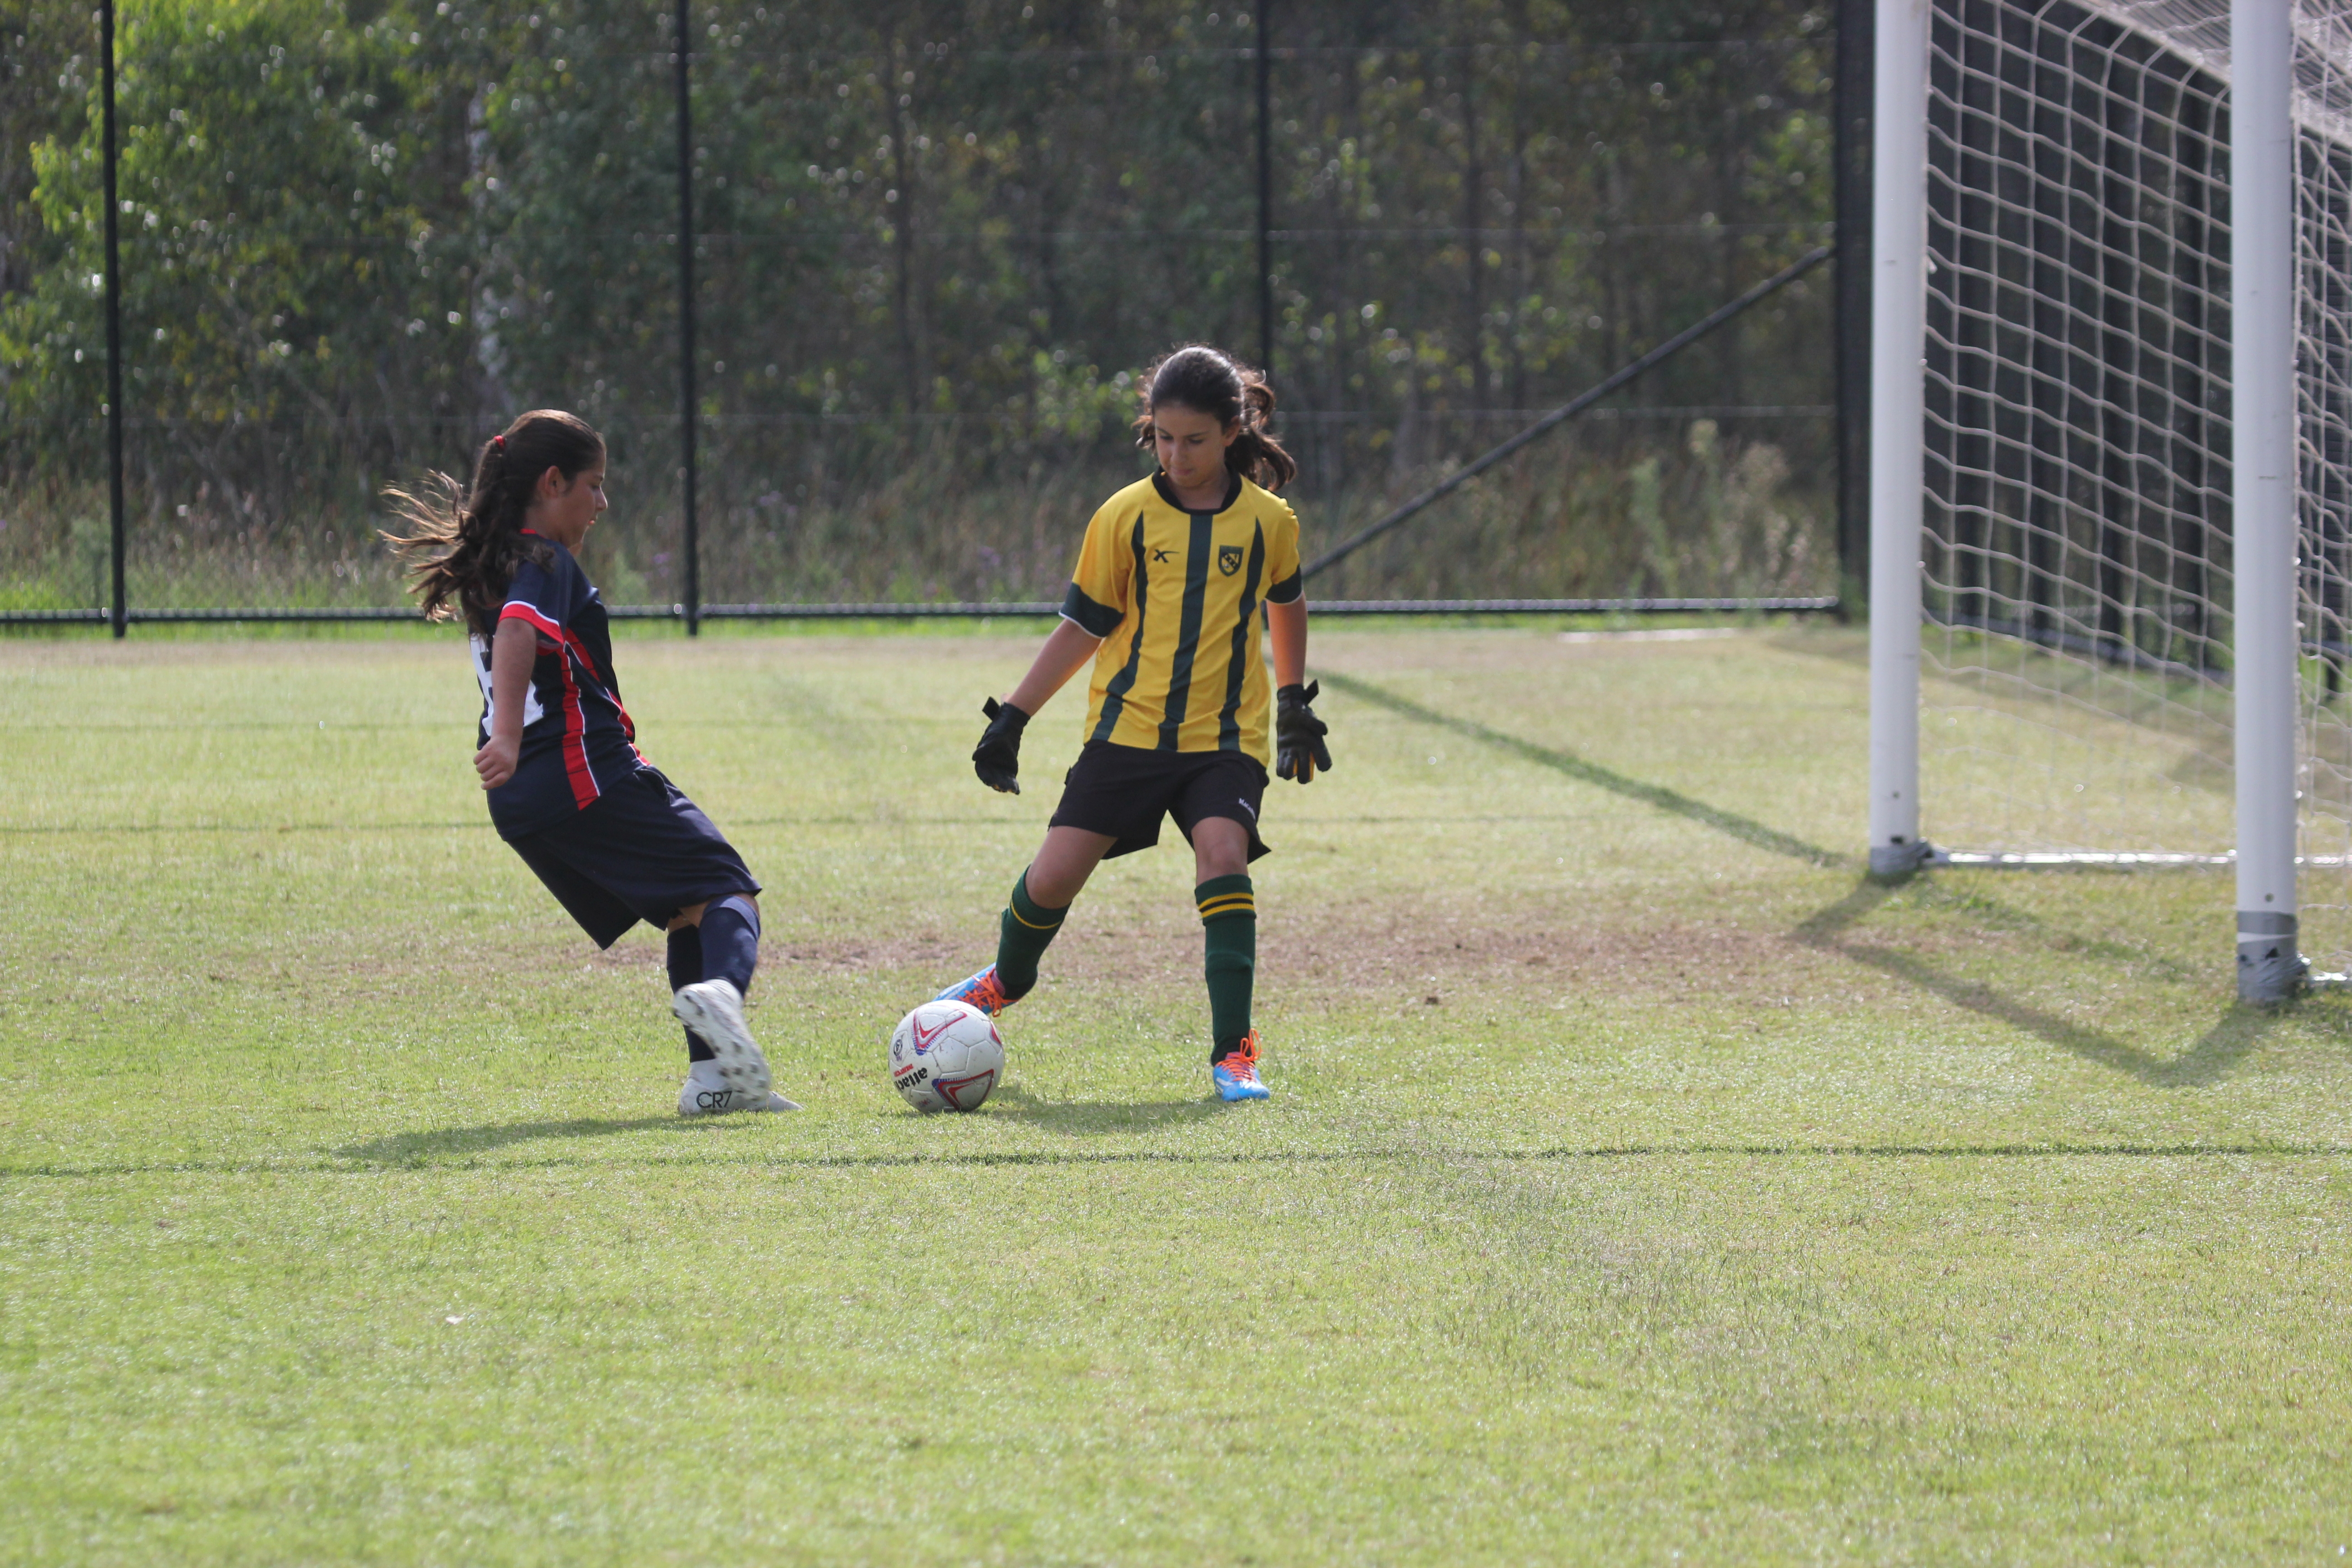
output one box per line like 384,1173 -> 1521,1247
1048,741 -> 1270,862
505,767 -> 761,948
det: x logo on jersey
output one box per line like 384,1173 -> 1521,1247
1151,547 -> 1172,564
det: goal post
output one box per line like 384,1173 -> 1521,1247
1869,0 -> 1933,880
1864,0 -> 2334,998
2233,0 -> 2302,1000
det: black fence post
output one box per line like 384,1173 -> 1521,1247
101,0 -> 126,639
1255,0 -> 1273,371
1833,0 -> 1873,612
674,0 -> 701,636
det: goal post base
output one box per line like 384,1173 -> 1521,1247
2238,914 -> 2305,1003
1869,841 -> 1933,880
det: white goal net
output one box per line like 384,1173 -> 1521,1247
1912,0 -> 2352,966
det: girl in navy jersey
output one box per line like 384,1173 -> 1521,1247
385,409 -> 794,1115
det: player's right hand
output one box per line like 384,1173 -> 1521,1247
973,697 -> 1029,794
475,732 -> 521,789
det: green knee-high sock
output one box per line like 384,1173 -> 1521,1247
994,869 -> 1068,1001
1196,873 -> 1256,1062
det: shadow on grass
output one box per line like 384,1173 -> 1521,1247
1335,670 -> 2279,1085
983,1081 -> 1224,1135
1906,869 -> 2205,982
1799,846 -> 2210,986
333,1114 -> 715,1167
1844,945 -> 2274,1087
2284,990 -> 2352,1040
1318,671 -> 1845,867
1791,876 -> 1901,943
1795,875 -> 2278,1088
1337,673 -> 2259,1075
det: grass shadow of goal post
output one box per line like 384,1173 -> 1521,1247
1316,671 -> 1847,869
1327,667 -> 2282,1090
1793,873 -> 2279,1089
1837,943 -> 2276,1088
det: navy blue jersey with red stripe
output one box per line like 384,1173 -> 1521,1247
471,534 -> 647,839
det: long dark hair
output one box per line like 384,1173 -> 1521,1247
1131,344 -> 1298,492
382,410 -> 605,636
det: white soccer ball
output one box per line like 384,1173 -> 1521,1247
888,1000 -> 1005,1113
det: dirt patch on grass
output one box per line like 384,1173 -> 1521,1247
589,931 -> 974,975
589,872 -> 2170,1012
318,872 -> 2162,1015
1257,910 -> 1847,1004
687,901 -> 1857,1007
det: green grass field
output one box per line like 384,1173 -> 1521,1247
4,622 -> 2349,1565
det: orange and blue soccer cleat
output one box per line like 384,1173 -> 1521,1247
935,964 -> 1016,1018
1211,1030 -> 1271,1102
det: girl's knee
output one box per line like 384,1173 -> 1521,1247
1191,819 -> 1252,882
1025,868 -> 1090,908
668,891 -> 757,931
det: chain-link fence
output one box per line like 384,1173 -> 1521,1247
2,0 -> 1847,623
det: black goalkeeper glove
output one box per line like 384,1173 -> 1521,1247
972,697 -> 1030,794
1275,680 -> 1333,784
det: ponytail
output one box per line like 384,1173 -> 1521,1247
382,409 -> 604,636
1131,343 -> 1298,492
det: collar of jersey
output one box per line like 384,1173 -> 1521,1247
1152,470 -> 1243,516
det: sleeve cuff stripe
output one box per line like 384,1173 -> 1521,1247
1263,572 -> 1304,604
499,602 -> 564,635
1060,586 -> 1123,638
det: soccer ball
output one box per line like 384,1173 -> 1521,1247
888,1000 -> 1005,1113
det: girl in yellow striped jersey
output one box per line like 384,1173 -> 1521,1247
933,346 -> 1333,1102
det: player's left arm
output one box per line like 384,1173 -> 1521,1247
1266,598 -> 1331,784
474,617 -> 537,789
476,554 -> 573,789
1267,596 -> 1307,688
1262,504 -> 1330,784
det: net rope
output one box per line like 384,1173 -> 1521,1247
1918,0 -> 2352,963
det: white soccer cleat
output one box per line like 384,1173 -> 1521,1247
671,979 -> 773,1099
677,1059 -> 800,1115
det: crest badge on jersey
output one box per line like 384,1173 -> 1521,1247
1218,544 -> 1244,576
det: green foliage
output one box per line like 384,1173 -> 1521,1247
3,0 -> 1839,606
6,1 -> 466,490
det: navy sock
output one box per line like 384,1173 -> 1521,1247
701,894 -> 760,995
668,925 -> 713,1062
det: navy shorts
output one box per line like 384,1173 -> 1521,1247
1048,740 -> 1269,862
505,767 -> 760,948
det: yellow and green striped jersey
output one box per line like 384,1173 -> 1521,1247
1060,471 -> 1304,768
